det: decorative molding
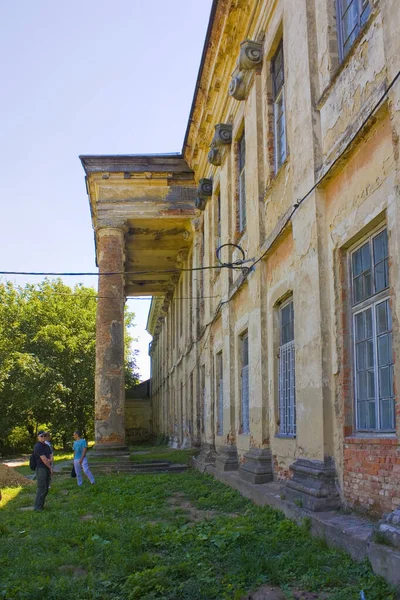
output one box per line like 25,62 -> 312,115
195,196 -> 207,211
198,178 -> 213,197
229,39 -> 263,102
208,145 -> 222,166
195,178 -> 213,212
229,67 -> 246,101
212,123 -> 233,147
176,248 -> 189,263
238,40 -> 263,70
146,297 -> 164,336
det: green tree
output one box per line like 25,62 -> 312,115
0,279 -> 139,453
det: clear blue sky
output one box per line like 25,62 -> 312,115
0,0 -> 213,380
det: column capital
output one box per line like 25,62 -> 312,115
95,221 -> 129,236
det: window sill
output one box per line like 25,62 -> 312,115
344,434 -> 397,445
263,156 -> 290,200
317,10 -> 377,110
275,433 -> 296,439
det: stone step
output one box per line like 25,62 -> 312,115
87,460 -> 188,475
60,458 -> 188,475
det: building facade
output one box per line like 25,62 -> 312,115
83,0 -> 400,517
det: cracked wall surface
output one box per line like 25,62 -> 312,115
94,0 -> 400,516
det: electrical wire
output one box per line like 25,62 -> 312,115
0,264 -> 239,278
151,68 -> 400,398
249,68 -> 400,271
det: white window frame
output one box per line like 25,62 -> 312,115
336,0 -> 371,61
238,132 -> 246,233
278,298 -> 296,436
240,332 -> 250,434
217,192 -> 221,250
272,40 -> 287,173
200,364 -> 206,434
349,227 -> 394,432
216,352 -> 223,435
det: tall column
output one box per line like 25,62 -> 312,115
95,224 -> 127,451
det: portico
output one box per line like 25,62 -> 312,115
80,154 -> 197,450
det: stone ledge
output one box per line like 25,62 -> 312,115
197,464 -> 400,588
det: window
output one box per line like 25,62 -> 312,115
271,40 -> 287,172
238,132 -> 246,233
200,364 -> 206,434
337,0 -> 371,60
351,228 -> 394,431
216,352 -> 223,435
240,332 -> 250,434
217,192 -> 221,249
278,300 -> 296,436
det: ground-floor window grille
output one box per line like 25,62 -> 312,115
240,332 -> 249,434
278,300 -> 296,436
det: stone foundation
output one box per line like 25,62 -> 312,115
285,457 -> 340,511
239,448 -> 273,484
193,444 -> 217,471
215,445 -> 239,472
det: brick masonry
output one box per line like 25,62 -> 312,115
273,455 -> 292,481
343,437 -> 400,514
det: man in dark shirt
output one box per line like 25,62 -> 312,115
33,430 -> 53,511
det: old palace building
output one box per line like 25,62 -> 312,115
81,0 -> 400,517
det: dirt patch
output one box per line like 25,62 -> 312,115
242,587 -> 329,600
80,514 -> 94,521
58,565 -> 87,578
241,585 -> 285,600
291,593 -> 329,599
0,464 -> 34,489
167,492 -> 237,523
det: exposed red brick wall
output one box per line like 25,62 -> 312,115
343,437 -> 400,514
273,455 -> 292,481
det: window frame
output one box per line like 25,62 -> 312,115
349,227 -> 395,433
240,331 -> 250,434
200,364 -> 206,434
278,298 -> 296,437
271,39 -> 287,173
336,0 -> 371,62
216,351 -> 223,436
238,131 -> 246,234
217,192 -> 221,249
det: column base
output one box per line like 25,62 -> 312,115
285,457 -> 340,512
377,508 -> 400,548
193,443 -> 217,470
91,443 -> 129,457
180,436 -> 191,449
239,448 -> 273,484
216,445 -> 239,472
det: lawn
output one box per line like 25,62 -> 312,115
129,445 -> 198,465
0,457 -> 395,600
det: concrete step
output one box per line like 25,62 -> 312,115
60,457 -> 188,475
87,460 -> 188,475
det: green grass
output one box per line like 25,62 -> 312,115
0,467 -> 395,600
129,446 -> 197,465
